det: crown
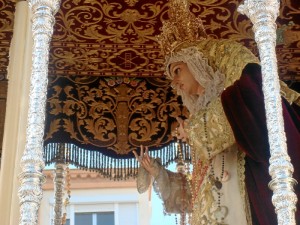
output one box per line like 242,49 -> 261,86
157,0 -> 207,57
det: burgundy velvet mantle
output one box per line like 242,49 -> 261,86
221,64 -> 300,225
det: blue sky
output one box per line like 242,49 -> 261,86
151,163 -> 177,225
151,191 -> 176,225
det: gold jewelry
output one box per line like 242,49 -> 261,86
175,128 -> 189,225
157,0 -> 207,57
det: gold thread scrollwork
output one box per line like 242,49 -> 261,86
0,0 -> 14,79
45,76 -> 187,155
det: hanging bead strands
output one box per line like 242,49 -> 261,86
45,142 -> 180,180
203,111 -> 226,222
190,159 -> 208,210
176,128 -> 186,174
175,128 -> 188,225
176,125 -> 211,225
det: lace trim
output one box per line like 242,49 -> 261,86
152,168 -> 171,215
153,163 -> 171,201
137,158 -> 161,194
165,46 -> 225,114
164,39 -> 260,114
280,81 -> 300,106
137,166 -> 151,194
154,169 -> 192,214
237,150 -> 252,225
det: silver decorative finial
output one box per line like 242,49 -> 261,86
18,0 -> 61,224
239,0 -> 297,224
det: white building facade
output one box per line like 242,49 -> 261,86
40,169 -> 152,225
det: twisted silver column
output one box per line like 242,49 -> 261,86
53,163 -> 66,225
18,0 -> 60,224
238,1 -> 297,224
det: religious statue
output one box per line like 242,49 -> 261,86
133,0 -> 300,224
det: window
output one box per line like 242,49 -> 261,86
75,212 -> 114,225
65,219 -> 70,225
96,212 -> 114,225
75,213 -> 93,225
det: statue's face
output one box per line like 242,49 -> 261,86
169,62 -> 204,96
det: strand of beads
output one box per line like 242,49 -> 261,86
175,128 -> 188,225
203,111 -> 225,223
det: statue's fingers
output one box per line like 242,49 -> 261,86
140,145 -> 144,156
143,159 -> 151,169
133,150 -> 143,163
145,146 -> 149,155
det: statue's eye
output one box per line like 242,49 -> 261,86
174,67 -> 180,76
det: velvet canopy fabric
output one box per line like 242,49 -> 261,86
221,64 -> 300,225
43,76 -> 190,179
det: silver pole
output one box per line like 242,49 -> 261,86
18,0 -> 60,224
53,163 -> 66,225
238,1 -> 297,224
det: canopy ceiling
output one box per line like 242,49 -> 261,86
0,0 -> 299,176
48,0 -> 300,80
1,0 -> 300,80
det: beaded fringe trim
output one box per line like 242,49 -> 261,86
44,142 -> 191,180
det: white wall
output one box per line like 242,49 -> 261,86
39,186 -> 151,225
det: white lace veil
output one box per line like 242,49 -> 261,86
165,46 -> 225,114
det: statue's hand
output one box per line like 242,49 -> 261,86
133,145 -> 159,177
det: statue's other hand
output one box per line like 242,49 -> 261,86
133,145 -> 159,177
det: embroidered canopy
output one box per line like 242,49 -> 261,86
0,0 -> 300,178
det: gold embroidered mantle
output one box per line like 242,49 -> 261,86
187,98 -> 235,161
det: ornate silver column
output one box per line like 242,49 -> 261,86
53,163 -> 66,225
238,1 -> 297,225
18,0 -> 60,224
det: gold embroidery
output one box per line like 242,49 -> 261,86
45,76 -> 188,154
187,97 -> 235,225
187,100 -> 233,224
280,81 -> 300,106
1,0 -> 300,80
0,0 -> 14,79
237,149 -> 252,225
187,97 -> 235,161
193,38 -> 260,88
124,0 -> 140,7
191,164 -> 229,225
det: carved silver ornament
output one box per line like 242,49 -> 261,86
239,1 -> 298,224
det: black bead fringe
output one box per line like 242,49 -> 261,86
44,142 -> 191,181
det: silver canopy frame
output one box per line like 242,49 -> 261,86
18,0 -> 61,224
18,0 -> 297,224
239,0 -> 297,224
